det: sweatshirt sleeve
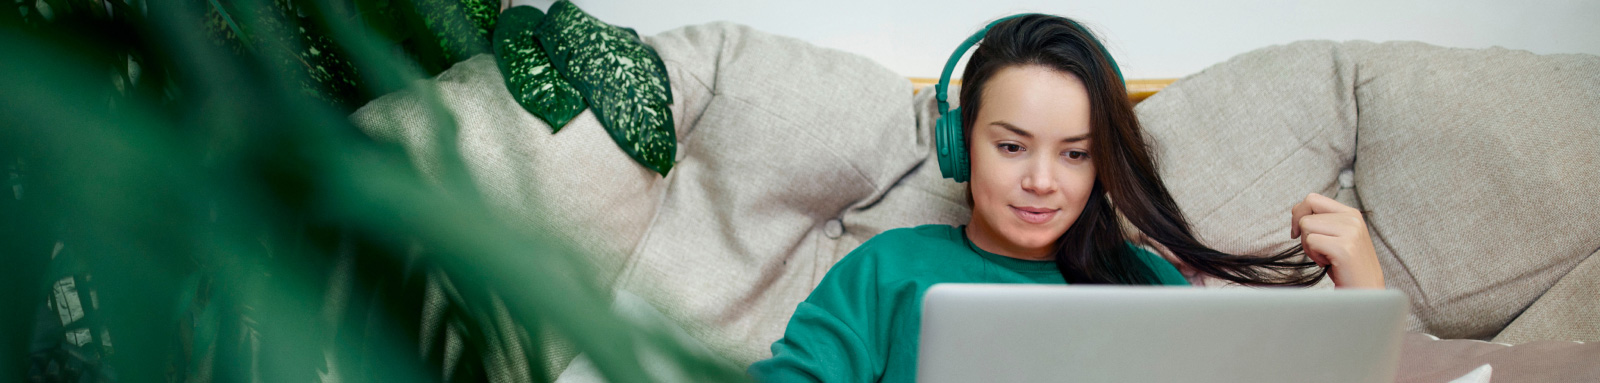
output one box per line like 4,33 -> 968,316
748,243 -> 884,383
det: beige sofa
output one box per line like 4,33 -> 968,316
351,22 -> 1600,381
1134,39 -> 1599,345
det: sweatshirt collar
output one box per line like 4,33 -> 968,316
958,225 -> 1060,274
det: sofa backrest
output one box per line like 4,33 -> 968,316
1135,40 -> 1600,341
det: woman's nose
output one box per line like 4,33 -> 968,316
1020,158 -> 1057,195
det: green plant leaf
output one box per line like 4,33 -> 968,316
494,6 -> 585,130
458,0 -> 499,40
203,0 -> 248,54
199,0 -> 365,110
534,0 -> 676,176
411,0 -> 492,65
595,100 -> 675,175
297,28 -> 364,109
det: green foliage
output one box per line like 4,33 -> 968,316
533,0 -> 677,176
192,0 -> 503,111
198,0 -> 366,109
0,1 -> 744,382
494,6 -> 586,130
408,0 -> 494,67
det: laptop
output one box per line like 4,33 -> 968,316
917,284 -> 1408,383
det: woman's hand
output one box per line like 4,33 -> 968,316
1290,193 -> 1385,289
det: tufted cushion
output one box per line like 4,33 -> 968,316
1136,40 -> 1600,341
615,22 -> 923,365
1132,40 -> 1356,291
350,54 -> 661,289
355,22 -> 952,377
1133,41 -> 1359,274
1343,41 -> 1600,340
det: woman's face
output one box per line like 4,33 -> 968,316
965,65 -> 1097,260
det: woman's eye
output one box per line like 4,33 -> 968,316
1065,150 -> 1090,160
998,143 -> 1023,153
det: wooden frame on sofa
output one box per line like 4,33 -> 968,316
909,77 -> 1177,105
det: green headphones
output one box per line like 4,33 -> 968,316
934,14 -> 1125,183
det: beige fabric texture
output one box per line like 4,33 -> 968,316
1492,248 -> 1600,344
350,54 -> 662,290
616,22 -> 931,366
349,22 -> 971,378
1344,41 -> 1600,341
351,54 -> 661,378
1135,40 -> 1600,341
1133,41 -> 1360,292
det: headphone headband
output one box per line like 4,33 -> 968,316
933,13 -> 1125,115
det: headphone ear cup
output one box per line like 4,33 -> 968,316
934,108 -> 970,183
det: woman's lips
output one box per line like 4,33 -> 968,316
1011,205 -> 1059,224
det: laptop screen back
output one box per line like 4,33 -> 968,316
917,285 -> 1407,383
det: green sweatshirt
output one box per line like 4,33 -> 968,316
748,224 -> 1189,383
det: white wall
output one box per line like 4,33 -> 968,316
512,0 -> 1600,79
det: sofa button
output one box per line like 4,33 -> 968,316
824,219 -> 844,239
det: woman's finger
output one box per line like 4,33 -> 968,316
1302,232 -> 1348,264
1290,199 -> 1312,239
1305,232 -> 1385,289
1296,213 -> 1362,239
1302,192 -> 1359,215
1292,192 -> 1359,239
1301,233 -> 1333,267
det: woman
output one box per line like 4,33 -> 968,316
747,13 -> 1384,382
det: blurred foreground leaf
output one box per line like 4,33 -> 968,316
1,1 -> 746,382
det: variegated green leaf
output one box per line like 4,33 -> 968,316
534,0 -> 676,176
534,1 -> 671,105
593,100 -> 675,175
495,6 -> 585,130
412,0 -> 495,64
458,0 -> 499,39
296,27 -> 363,109
197,0 -> 364,109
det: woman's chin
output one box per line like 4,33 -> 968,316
1002,225 -> 1066,252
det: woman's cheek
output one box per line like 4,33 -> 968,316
1061,166 -> 1096,225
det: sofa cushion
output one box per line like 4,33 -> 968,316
1135,40 -> 1600,341
1492,248 -> 1600,344
614,22 -> 921,365
1342,41 -> 1600,340
1132,41 -> 1360,275
823,85 -> 973,265
349,54 -> 661,289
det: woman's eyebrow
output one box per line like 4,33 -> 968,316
990,121 -> 1089,143
990,121 -> 1033,138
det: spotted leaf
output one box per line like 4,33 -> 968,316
495,6 -> 585,130
200,0 -> 362,109
411,0 -> 495,65
458,0 -> 500,39
533,0 -> 675,176
591,99 -> 675,176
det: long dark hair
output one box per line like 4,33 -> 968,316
959,14 -> 1325,286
